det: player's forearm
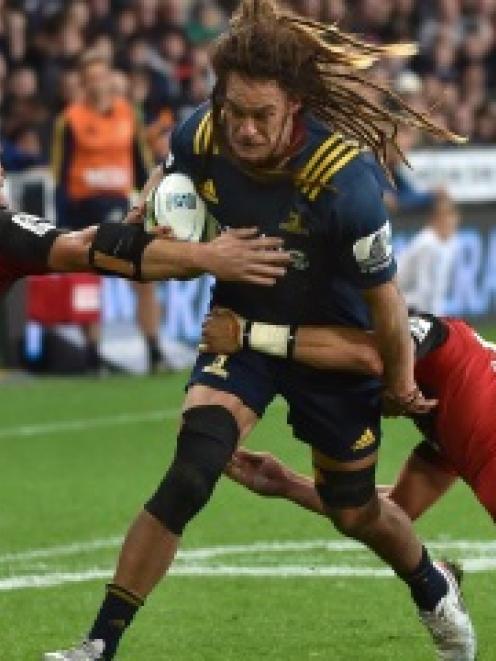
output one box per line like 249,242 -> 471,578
238,322 -> 383,376
134,164 -> 164,210
141,238 -> 206,280
282,470 -> 326,516
363,280 -> 415,395
295,326 -> 383,376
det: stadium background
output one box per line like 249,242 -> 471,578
0,0 -> 495,370
0,1 -> 495,659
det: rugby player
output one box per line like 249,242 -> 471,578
202,308 -> 496,523
45,2 -> 475,659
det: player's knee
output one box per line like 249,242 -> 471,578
326,496 -> 380,538
145,405 -> 239,535
316,464 -> 377,536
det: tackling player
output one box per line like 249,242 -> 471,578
46,2 -> 475,659
202,308 -> 496,524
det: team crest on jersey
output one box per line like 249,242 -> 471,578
279,211 -> 308,236
199,179 -> 219,204
353,221 -> 393,274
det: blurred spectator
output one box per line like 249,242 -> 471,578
397,192 -> 461,315
51,50 -> 167,374
186,0 -> 227,44
0,0 -> 494,154
473,100 -> 496,142
1,123 -> 44,172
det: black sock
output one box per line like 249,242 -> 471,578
401,546 -> 448,612
88,583 -> 144,659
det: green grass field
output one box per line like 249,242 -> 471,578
0,368 -> 494,660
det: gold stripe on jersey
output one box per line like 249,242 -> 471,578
307,144 -> 360,201
193,111 -> 213,155
295,131 -> 360,201
301,141 -> 350,195
296,133 -> 342,186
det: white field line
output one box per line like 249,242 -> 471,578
0,537 -> 123,564
2,557 -> 496,591
2,537 -> 496,565
1,539 -> 496,591
0,400 -> 284,440
0,400 -> 287,440
0,410 -> 177,439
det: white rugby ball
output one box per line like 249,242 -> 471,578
146,172 -> 206,242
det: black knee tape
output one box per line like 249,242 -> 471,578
145,405 -> 239,535
89,223 -> 153,280
316,464 -> 376,508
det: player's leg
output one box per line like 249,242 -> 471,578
313,449 -> 475,658
284,374 -> 475,659
77,387 -> 256,660
45,352 -> 275,660
387,441 -> 458,522
111,385 -> 258,597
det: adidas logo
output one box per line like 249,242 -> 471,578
351,428 -> 375,452
279,211 -> 308,235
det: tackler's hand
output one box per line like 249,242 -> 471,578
203,227 -> 290,286
225,447 -> 291,498
382,386 -> 438,417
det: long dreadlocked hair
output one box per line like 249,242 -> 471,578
210,0 -> 465,178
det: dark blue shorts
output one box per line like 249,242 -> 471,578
188,350 -> 381,462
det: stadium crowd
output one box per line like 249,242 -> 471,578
0,0 -> 494,174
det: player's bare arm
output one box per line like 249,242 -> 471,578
201,306 -> 383,375
363,280 -> 437,416
1,211 -> 290,288
140,228 -> 290,285
227,446 -> 456,523
125,164 -> 164,224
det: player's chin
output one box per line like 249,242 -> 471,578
232,144 -> 270,164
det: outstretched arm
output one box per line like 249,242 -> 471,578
227,446 -> 457,522
201,307 -> 383,375
48,225 -> 290,286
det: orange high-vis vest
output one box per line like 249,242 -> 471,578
54,98 -> 136,200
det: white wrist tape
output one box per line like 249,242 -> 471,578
249,322 -> 291,358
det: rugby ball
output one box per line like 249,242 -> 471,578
145,172 -> 206,242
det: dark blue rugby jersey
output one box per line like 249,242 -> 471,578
166,103 -> 396,327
